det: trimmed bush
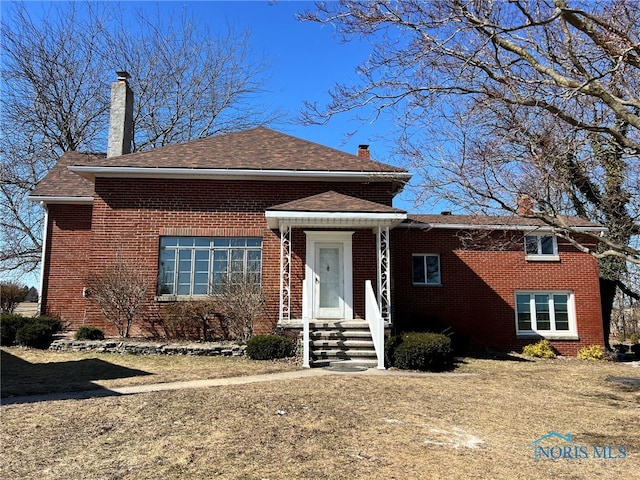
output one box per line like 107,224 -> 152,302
75,326 -> 105,341
384,335 -> 403,368
245,334 -> 295,360
14,317 -> 63,349
577,344 -> 605,361
1,314 -> 29,345
522,339 -> 556,358
392,332 -> 453,371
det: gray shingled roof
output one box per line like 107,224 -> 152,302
30,127 -> 409,200
268,191 -> 406,214
73,127 -> 408,172
30,151 -> 104,199
406,214 -> 604,230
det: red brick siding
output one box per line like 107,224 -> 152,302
41,204 -> 95,327
390,228 -> 603,355
68,178 -> 395,335
41,176 -> 604,356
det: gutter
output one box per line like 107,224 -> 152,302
67,165 -> 412,184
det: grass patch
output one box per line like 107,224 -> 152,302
1,353 -> 639,479
1,347 -> 298,398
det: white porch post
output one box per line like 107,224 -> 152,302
278,223 -> 292,323
376,225 -> 391,323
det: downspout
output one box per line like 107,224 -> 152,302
37,203 -> 49,317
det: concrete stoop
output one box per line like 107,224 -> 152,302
309,320 -> 378,368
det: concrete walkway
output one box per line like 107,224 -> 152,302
1,367 -> 474,406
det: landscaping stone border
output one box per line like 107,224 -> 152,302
49,339 -> 246,357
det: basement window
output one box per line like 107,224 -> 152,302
157,236 -> 262,297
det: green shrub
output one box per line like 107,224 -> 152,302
392,332 -> 453,371
1,314 -> 29,345
75,326 -> 105,340
245,334 -> 295,360
384,335 -> 403,368
14,317 -> 62,349
577,344 -> 605,361
522,339 -> 556,358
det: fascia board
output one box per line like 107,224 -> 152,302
28,195 -> 94,204
265,210 -> 407,230
400,222 -> 607,233
68,166 -> 412,183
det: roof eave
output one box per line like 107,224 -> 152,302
265,211 -> 407,230
28,195 -> 94,205
401,221 -> 607,233
67,166 -> 412,183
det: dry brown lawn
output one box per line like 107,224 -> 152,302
1,348 -> 639,479
1,347 -> 298,398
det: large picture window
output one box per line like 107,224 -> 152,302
158,237 -> 262,296
515,291 -> 576,337
412,254 -> 441,285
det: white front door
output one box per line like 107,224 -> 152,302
304,231 -> 354,320
315,243 -> 344,318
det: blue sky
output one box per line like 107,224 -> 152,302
9,0 -> 418,208
3,1 -> 422,287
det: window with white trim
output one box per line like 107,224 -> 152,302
158,237 -> 262,296
515,291 -> 576,337
524,234 -> 558,259
412,254 -> 441,285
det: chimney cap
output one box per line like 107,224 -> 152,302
358,144 -> 369,150
440,211 -> 452,216
115,71 -> 131,81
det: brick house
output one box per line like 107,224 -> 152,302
29,74 -> 604,364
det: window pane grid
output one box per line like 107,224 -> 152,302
158,237 -> 262,296
515,291 -> 573,335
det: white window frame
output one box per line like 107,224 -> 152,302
412,254 -> 441,286
157,236 -> 262,298
524,233 -> 559,261
515,290 -> 578,340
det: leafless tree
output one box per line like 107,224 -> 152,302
0,1 -> 279,275
216,276 -> 267,342
87,255 -> 148,338
0,282 -> 28,314
300,0 -> 640,339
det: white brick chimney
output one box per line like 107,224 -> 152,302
107,71 -> 134,157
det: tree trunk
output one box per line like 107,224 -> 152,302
599,278 -> 617,351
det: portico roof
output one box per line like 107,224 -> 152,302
265,191 -> 407,230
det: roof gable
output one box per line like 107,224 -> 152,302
269,191 -> 405,214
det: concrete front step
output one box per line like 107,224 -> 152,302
312,348 -> 377,359
311,339 -> 375,349
308,320 -> 371,329
310,329 -> 373,339
307,319 -> 380,368
311,359 -> 379,368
